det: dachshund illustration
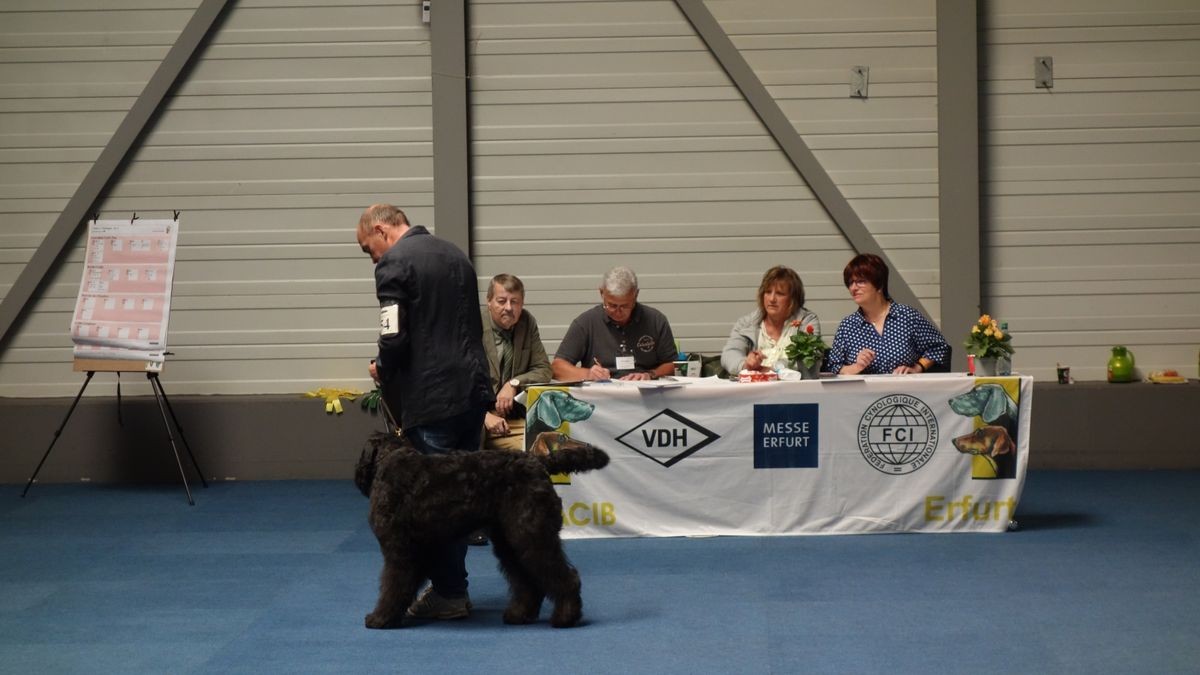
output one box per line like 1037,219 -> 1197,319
951,425 -> 1016,479
948,384 -> 1019,479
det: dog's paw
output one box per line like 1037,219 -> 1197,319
502,608 -> 538,625
364,611 -> 399,629
549,599 -> 582,628
549,613 -> 580,628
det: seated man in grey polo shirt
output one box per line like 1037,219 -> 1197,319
552,266 -> 678,381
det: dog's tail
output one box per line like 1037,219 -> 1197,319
529,431 -> 609,474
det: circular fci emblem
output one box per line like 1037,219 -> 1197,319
857,394 -> 939,475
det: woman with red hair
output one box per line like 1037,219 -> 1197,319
825,253 -> 949,375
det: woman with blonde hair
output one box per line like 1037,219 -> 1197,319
721,266 -> 820,374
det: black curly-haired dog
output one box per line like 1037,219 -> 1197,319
355,430 -> 609,629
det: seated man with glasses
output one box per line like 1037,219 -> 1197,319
480,273 -> 552,450
552,266 -> 678,381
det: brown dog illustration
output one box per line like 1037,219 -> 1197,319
952,425 -> 1016,458
952,425 -> 1016,478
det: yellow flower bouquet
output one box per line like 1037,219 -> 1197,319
963,314 -> 1014,359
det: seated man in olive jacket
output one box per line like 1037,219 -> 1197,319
481,273 -> 552,451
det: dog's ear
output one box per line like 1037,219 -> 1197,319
533,391 -> 564,428
981,385 -> 1015,423
991,427 -> 1016,457
354,434 -> 386,497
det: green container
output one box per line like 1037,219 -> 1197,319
1107,346 -> 1135,383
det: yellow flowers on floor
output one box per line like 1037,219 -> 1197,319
304,388 -> 364,414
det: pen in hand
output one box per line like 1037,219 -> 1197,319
591,357 -> 611,381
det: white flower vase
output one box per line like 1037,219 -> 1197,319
793,360 -> 821,380
975,356 -> 1011,377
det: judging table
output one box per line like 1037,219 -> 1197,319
524,374 -> 1031,538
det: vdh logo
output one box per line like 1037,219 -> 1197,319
857,394 -> 938,475
616,409 -> 719,467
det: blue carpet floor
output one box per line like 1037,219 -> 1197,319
2,471 -> 1198,674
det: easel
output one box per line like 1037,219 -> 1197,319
21,358 -> 208,505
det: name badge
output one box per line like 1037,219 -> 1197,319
380,304 -> 399,336
615,355 -> 635,370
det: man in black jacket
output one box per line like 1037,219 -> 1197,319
357,203 -> 494,620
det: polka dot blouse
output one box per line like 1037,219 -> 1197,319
824,302 -> 951,374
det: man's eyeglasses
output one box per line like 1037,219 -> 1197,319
602,302 -> 634,312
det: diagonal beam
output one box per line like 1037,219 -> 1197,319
672,0 -> 927,316
0,0 -> 233,349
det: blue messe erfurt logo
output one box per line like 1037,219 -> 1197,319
754,404 -> 819,468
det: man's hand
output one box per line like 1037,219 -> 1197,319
368,359 -> 380,383
619,371 -> 652,381
495,382 -> 516,416
588,362 -> 612,381
485,411 -> 509,437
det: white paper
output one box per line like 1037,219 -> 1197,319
70,219 -> 179,364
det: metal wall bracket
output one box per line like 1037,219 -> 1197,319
1035,56 -> 1053,88
850,65 -> 869,98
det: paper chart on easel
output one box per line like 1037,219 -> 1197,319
70,219 -> 179,371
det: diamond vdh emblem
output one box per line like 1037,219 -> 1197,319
615,409 -> 719,467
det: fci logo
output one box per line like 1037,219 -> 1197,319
616,409 -> 719,467
857,394 -> 939,475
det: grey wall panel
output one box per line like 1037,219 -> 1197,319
10,1 -> 1195,395
0,1 -> 431,397
981,0 -> 1200,381
470,0 -> 939,362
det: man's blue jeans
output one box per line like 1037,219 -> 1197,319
406,406 -> 485,599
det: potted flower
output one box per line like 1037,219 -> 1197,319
963,314 -> 1014,376
784,323 -> 830,379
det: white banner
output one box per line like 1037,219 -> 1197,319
526,374 -> 1031,538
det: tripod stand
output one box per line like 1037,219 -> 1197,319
21,359 -> 208,505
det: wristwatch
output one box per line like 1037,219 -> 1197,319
508,378 -> 521,389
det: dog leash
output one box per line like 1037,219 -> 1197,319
380,397 -> 403,437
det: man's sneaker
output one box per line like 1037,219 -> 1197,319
405,587 -> 470,620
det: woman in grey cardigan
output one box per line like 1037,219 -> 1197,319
721,266 -> 820,374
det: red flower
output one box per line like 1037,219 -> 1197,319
805,324 -> 815,334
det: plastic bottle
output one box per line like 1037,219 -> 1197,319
997,322 -> 1012,375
